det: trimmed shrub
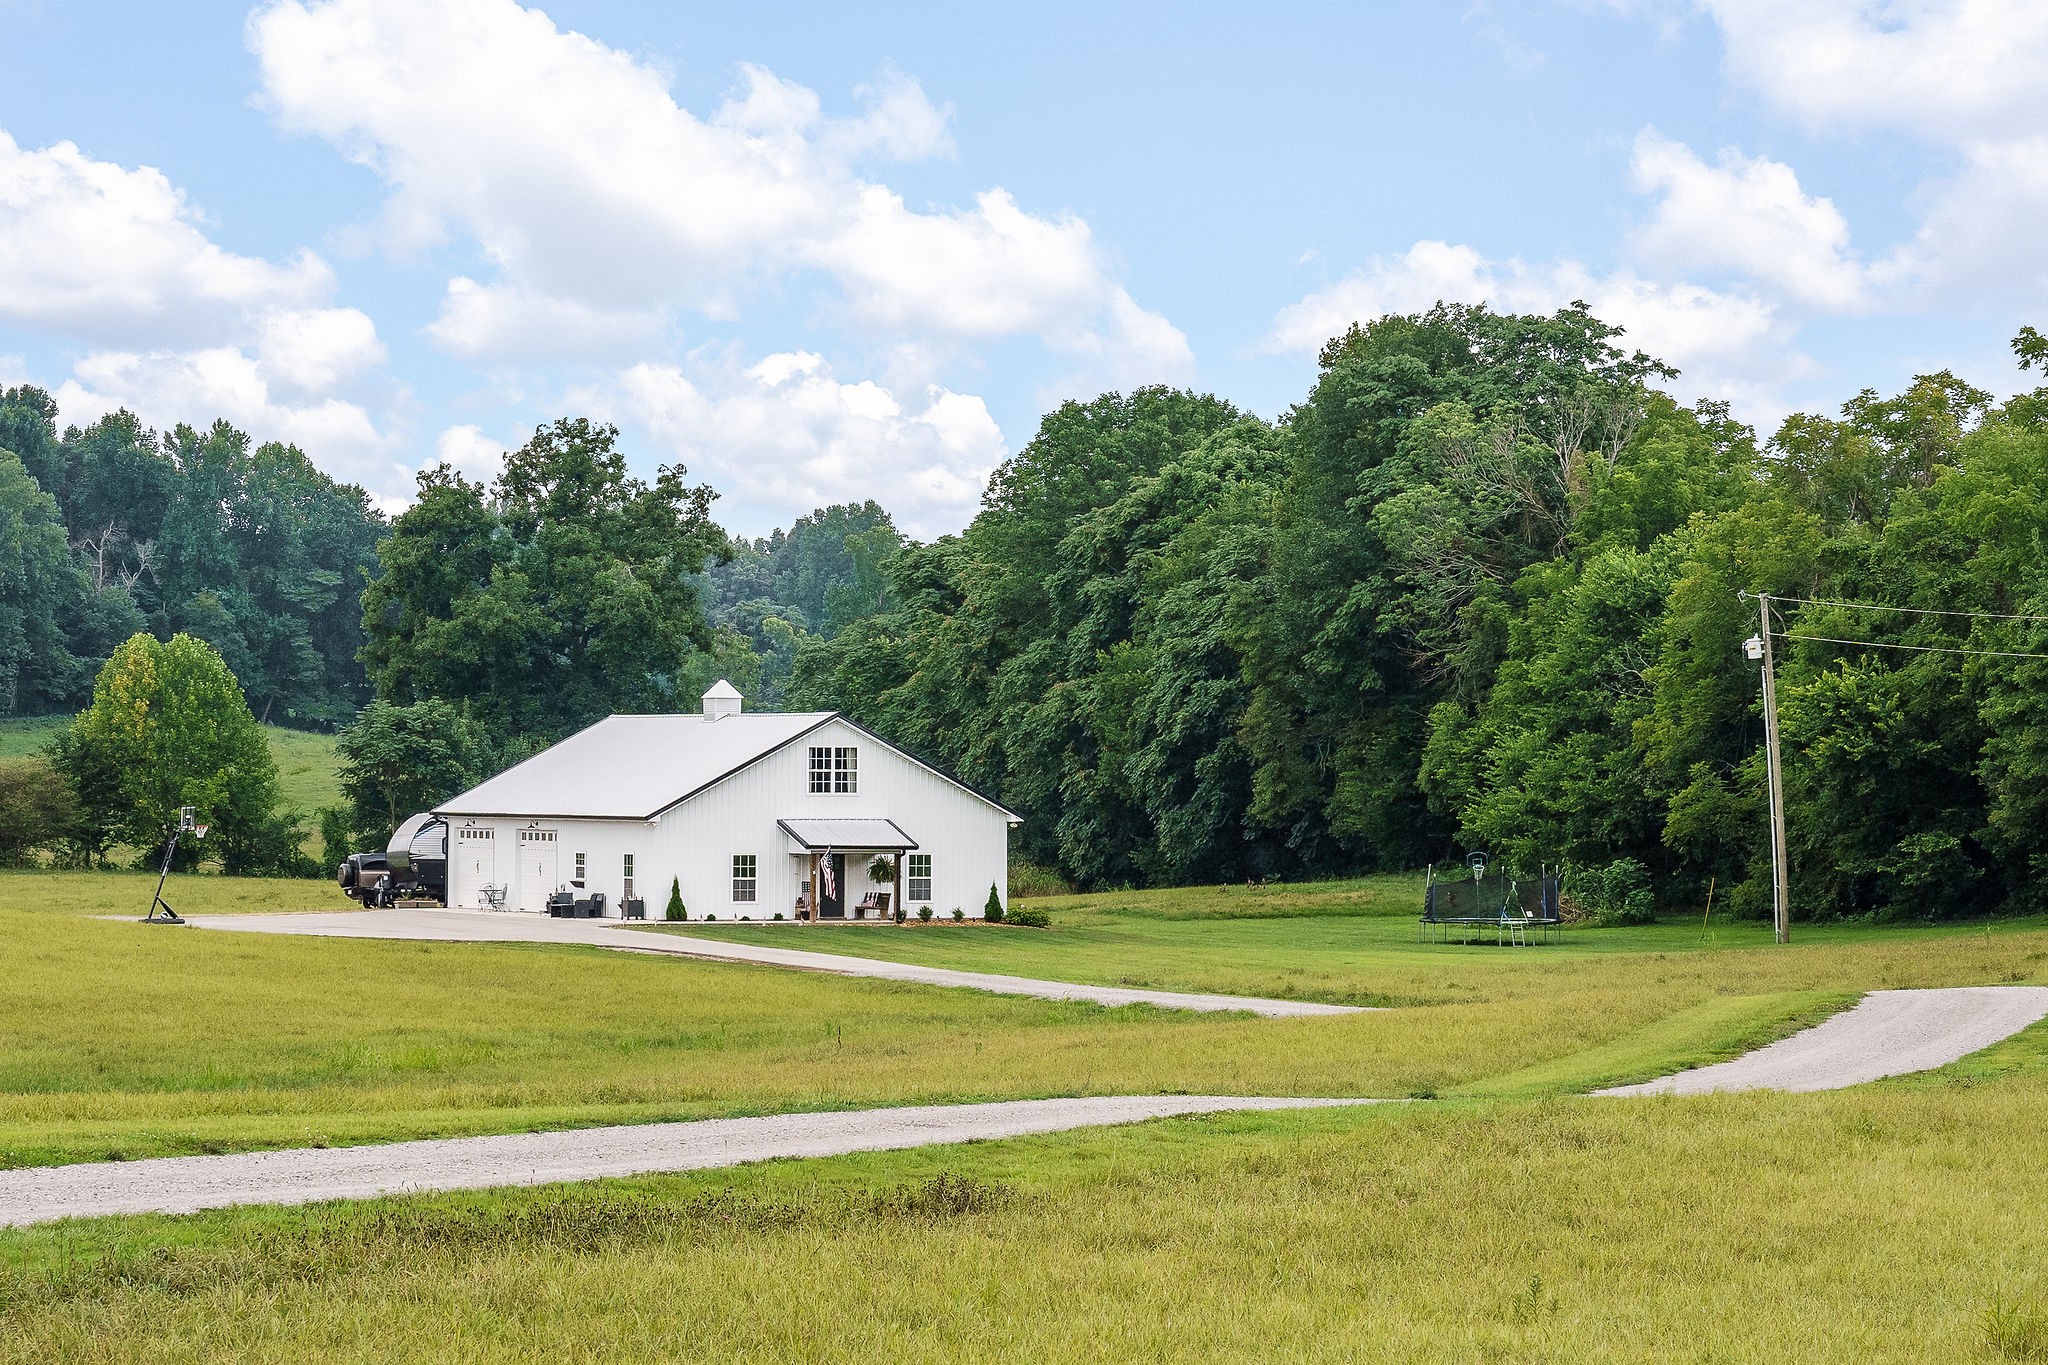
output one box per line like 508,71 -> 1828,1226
917,905 -> 933,922
951,907 -> 964,922
984,883 -> 1005,924
1006,907 -> 1051,929
705,913 -> 716,921
773,911 -> 785,921
665,877 -> 685,921
893,906 -> 906,923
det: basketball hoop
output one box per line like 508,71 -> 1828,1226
146,807 -> 204,924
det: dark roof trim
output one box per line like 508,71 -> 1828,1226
825,713 -> 1024,823
643,713 -> 843,820
436,812 -> 653,824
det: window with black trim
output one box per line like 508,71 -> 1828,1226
732,854 -> 757,902
907,853 -> 932,903
808,745 -> 858,794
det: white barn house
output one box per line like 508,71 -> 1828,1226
435,681 -> 1020,921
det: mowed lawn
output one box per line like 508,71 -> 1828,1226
6,872 -> 2048,1359
3,870 -> 2046,1170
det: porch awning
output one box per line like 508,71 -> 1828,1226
776,818 -> 918,851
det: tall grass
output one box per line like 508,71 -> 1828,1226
8,1081 -> 2048,1361
3,871 -> 2048,1168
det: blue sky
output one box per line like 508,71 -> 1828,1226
2,1 -> 2043,536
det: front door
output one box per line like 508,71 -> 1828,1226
517,830 -> 557,912
819,853 -> 846,918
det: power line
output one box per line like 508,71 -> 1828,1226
1771,594 -> 2048,624
1773,630 -> 2048,661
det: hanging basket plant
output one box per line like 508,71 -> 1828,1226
868,854 -> 897,882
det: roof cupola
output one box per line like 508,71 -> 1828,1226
702,678 -> 743,720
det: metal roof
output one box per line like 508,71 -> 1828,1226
436,712 -> 836,820
777,818 -> 917,850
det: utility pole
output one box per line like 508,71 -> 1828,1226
1755,593 -> 1790,944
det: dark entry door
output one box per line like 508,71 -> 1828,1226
819,853 -> 847,918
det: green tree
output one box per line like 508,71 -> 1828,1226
0,756 -> 77,865
0,452 -> 96,713
56,632 -> 281,872
361,419 -> 723,745
335,699 -> 496,843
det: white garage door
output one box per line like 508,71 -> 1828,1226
457,827 -> 496,907
517,830 -> 558,913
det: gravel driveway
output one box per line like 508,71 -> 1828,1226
1597,986 -> 2048,1095
0,1096 -> 1372,1227
182,909 -> 1365,1017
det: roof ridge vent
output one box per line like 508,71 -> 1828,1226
702,678 -> 743,721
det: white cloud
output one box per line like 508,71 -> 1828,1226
53,348 -> 389,484
426,277 -> 666,361
1628,130 -> 1871,311
0,123 -> 402,495
588,350 -> 1006,538
431,423 -> 508,480
1265,240 -> 1804,417
256,306 -> 386,392
1890,137 -> 2048,299
1700,0 -> 2048,142
246,0 -> 1188,388
1692,2 -> 2048,310
0,129 -> 329,347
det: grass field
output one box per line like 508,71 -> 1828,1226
2,716 -> 343,861
0,715 -> 343,815
9,1082 -> 2048,1362
4,870 -> 2048,1360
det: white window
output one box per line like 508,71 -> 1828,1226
573,851 -> 587,885
808,745 -> 858,794
622,853 -> 635,900
907,853 -> 932,903
733,854 -> 757,902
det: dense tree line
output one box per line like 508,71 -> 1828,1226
15,311 -> 2048,920
0,387 -> 385,726
795,307 -> 2048,921
693,501 -> 904,704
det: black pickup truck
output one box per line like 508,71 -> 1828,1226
337,813 -> 447,906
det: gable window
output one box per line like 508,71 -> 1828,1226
732,854 -> 757,902
808,745 -> 858,794
907,853 -> 932,903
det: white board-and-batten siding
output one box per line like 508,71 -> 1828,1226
442,717 -> 1012,920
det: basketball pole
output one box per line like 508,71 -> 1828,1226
1757,593 -> 1790,945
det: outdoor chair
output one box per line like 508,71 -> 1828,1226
478,884 -> 507,911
